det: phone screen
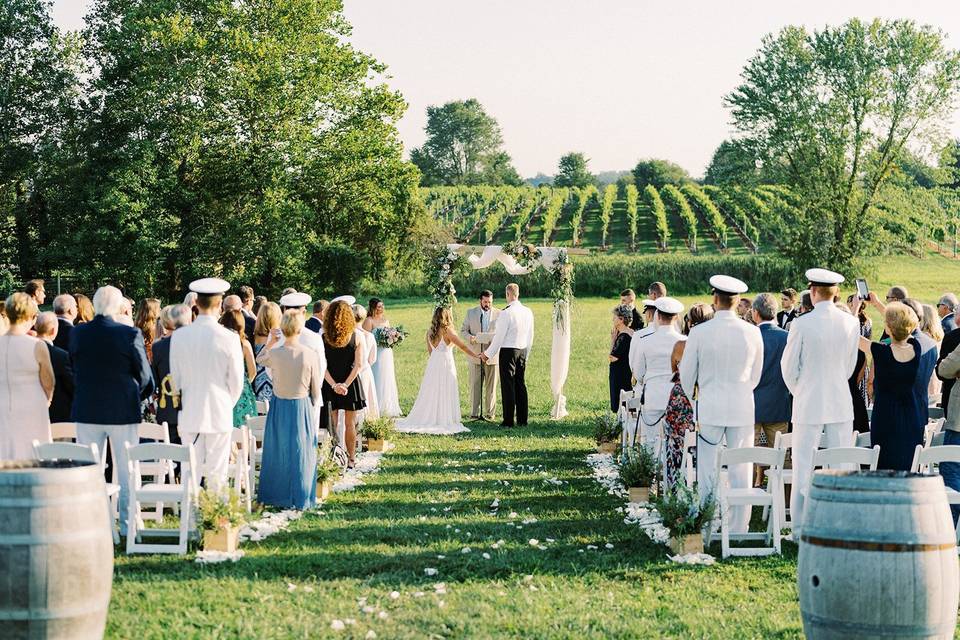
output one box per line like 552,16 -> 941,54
855,278 -> 869,299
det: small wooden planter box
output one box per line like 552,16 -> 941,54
628,486 -> 650,504
669,533 -> 703,555
316,480 -> 333,501
597,441 -> 617,454
203,525 -> 240,553
366,439 -> 387,452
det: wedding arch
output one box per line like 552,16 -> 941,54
431,242 -> 574,420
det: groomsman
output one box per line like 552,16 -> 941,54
482,283 -> 534,428
680,275 -> 763,534
170,278 -> 245,489
461,290 -> 500,421
781,268 -> 860,531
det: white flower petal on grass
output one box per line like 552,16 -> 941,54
331,620 -> 346,631
490,498 -> 500,508
413,591 -> 425,598
438,600 -> 446,608
362,605 -> 375,614
287,583 -> 297,592
461,547 -> 472,554
424,568 -> 438,576
537,545 -> 547,550
586,545 -> 598,550
528,539 -> 539,546
523,575 -> 534,582
482,552 -> 491,559
389,591 -> 400,600
491,543 -> 499,549
303,586 -> 314,593
345,619 -> 356,626
509,511 -> 519,518
366,631 -> 377,640
605,543 -> 614,549
378,611 -> 389,620
529,585 -> 539,591
436,555 -> 446,560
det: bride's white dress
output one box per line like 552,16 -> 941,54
396,339 -> 469,435
372,345 -> 402,417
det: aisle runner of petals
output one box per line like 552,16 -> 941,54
586,453 -> 715,566
196,444 -> 393,564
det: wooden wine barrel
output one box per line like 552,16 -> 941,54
798,470 -> 959,640
0,460 -> 114,639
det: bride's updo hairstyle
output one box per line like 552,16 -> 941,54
428,306 -> 453,345
324,300 -> 356,348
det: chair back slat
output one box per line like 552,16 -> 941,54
127,442 -> 193,463
719,446 -> 785,468
813,445 -> 880,470
34,441 -> 100,464
917,445 -> 960,469
137,422 -> 170,442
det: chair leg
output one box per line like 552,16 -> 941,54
178,493 -> 192,555
126,493 -> 139,554
720,499 -> 730,559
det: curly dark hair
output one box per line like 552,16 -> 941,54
324,300 -> 355,348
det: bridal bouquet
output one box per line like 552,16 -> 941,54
374,325 -> 408,349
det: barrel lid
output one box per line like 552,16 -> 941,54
812,469 -> 944,493
0,460 -> 103,486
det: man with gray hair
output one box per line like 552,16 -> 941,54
939,293 -> 958,334
222,294 -> 242,312
34,311 -> 74,424
751,294 -> 791,473
52,293 -> 77,351
152,304 -> 192,452
70,285 -> 154,536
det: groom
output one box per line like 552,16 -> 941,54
481,283 -> 534,427
461,290 -> 500,421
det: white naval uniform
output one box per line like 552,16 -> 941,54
626,323 -> 656,445
781,300 -> 860,530
632,324 -> 685,461
679,309 -> 764,534
170,314 -> 245,488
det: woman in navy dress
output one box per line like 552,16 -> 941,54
255,311 -> 322,509
857,302 -> 924,470
608,305 -> 634,413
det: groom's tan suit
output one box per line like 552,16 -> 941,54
461,305 -> 500,419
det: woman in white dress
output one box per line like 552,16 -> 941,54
397,306 -> 475,435
0,293 -> 54,459
364,298 -> 402,417
353,305 -> 380,421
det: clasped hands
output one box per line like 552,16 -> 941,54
333,382 -> 348,396
478,352 -> 489,363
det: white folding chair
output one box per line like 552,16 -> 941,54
761,431 -> 809,530
125,442 -> 198,554
932,431 -> 947,447
136,422 -> 177,521
256,399 -> 270,416
911,444 -> 960,542
853,431 -> 872,448
49,422 -> 77,442
228,425 -> 252,512
621,391 -> 638,448
246,415 -> 268,485
813,445 -> 880,471
682,429 -> 696,487
33,440 -> 120,544
717,446 -> 786,559
924,420 -> 945,448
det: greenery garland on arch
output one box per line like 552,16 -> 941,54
431,247 -> 471,309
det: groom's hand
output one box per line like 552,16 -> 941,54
478,352 -> 488,362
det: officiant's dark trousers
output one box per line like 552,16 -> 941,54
499,348 -> 528,426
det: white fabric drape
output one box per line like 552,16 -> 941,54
447,244 -> 571,420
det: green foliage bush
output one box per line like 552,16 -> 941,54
643,185 -> 670,250
660,185 -> 698,251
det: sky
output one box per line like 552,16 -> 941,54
52,1 -> 960,179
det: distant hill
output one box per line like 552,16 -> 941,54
525,170 -> 632,188
525,173 -> 554,187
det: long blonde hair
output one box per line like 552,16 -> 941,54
921,303 -> 945,343
428,307 -> 453,345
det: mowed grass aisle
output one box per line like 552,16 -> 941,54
107,297 -> 804,639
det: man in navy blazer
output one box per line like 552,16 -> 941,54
70,286 -> 153,536
35,312 -> 74,424
751,294 -> 792,468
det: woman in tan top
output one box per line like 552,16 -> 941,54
255,311 -> 321,509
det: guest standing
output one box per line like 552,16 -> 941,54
305,300 -> 327,333
663,303 -> 714,489
321,300 -> 365,467
781,269 -> 860,530
256,311 -> 321,509
482,283 -> 534,428
777,289 -> 799,329
939,293 -> 958,335
366,297 -> 402,418
935,323 -> 960,524
134,298 -> 161,363
152,304 -> 192,447
70,286 -> 153,535
0,293 -> 54,459
921,303 -> 945,400
680,275 -> 763,534
34,312 -> 73,424
170,278 -> 244,489
220,310 -> 258,428
630,298 -> 684,456
751,294 -> 792,450
74,293 -> 94,324
619,288 -> 644,331
253,302 -> 282,403
460,291 -> 500,421
24,279 -> 45,306
352,304 -> 380,421
860,303 -> 924,471
279,291 -> 327,428
238,286 -> 257,343
608,304 -> 635,414
52,294 -> 77,351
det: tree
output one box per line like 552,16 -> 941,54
725,19 -> 960,272
554,152 -> 594,188
939,140 -> 960,189
631,159 -> 691,191
703,140 -> 759,186
410,98 -> 520,186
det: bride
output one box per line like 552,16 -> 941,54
364,298 -> 402,417
397,306 -> 475,435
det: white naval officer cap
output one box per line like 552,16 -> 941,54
279,291 -> 312,308
654,297 -> 684,315
330,295 -> 356,306
709,274 -> 748,295
805,268 -> 845,286
640,299 -> 656,309
189,277 -> 230,295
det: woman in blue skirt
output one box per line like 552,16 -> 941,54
255,310 -> 322,509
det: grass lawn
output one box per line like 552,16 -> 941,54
107,257 -> 960,638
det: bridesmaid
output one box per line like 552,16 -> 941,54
256,311 -> 321,509
322,301 -> 366,467
364,297 -> 402,417
352,304 -> 380,421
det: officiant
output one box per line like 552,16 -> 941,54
461,290 -> 500,420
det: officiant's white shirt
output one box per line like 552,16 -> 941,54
484,301 -> 534,360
